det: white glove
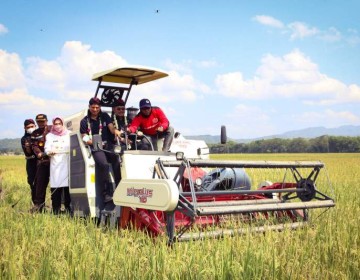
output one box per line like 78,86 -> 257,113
82,135 -> 90,143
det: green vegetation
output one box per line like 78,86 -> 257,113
1,154 -> 359,279
210,135 -> 360,153
2,135 -> 360,155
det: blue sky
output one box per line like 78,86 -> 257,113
1,0 -> 359,139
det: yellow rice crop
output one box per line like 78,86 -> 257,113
0,154 -> 359,279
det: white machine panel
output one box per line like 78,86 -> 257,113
113,179 -> 179,211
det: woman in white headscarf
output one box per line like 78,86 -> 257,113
44,116 -> 71,214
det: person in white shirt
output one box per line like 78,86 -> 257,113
44,116 -> 71,214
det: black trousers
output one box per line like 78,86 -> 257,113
107,142 -> 124,187
26,158 -> 37,204
51,187 -> 71,214
33,159 -> 50,207
92,150 -> 114,203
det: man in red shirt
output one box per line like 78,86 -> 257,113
127,98 -> 174,151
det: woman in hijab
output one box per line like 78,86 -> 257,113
44,117 -> 71,214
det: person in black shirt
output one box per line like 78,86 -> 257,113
21,119 -> 37,205
30,114 -> 52,213
109,99 -> 128,186
80,97 -> 122,208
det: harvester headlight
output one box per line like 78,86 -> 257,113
195,177 -> 202,186
176,152 -> 184,160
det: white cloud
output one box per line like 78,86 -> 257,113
253,15 -> 357,44
0,50 -> 26,88
196,59 -> 219,69
295,109 -> 360,126
25,57 -> 65,91
163,59 -> 193,74
154,70 -> 210,102
0,23 -> 8,35
225,104 -> 275,138
252,15 -> 284,28
24,41 -> 129,101
288,22 -> 319,40
319,27 -> 342,42
164,58 -> 219,74
215,49 -> 360,104
346,28 -> 360,46
0,41 -> 212,139
0,42 -> 130,138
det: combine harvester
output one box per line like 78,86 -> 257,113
65,66 -> 335,243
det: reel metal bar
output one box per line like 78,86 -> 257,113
291,168 -> 302,183
196,198 -> 282,207
168,160 -> 197,215
165,212 -> 175,243
181,188 -> 307,196
156,158 -> 170,180
161,160 -> 325,169
172,163 -> 186,192
196,200 -> 335,215
184,159 -> 199,212
176,195 -> 197,217
174,219 -> 196,241
307,166 -> 321,182
312,189 -> 334,201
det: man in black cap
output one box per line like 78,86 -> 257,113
127,98 -> 174,151
30,114 -> 52,213
21,119 -> 37,204
80,97 -> 122,208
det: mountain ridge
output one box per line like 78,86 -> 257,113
185,125 -> 360,144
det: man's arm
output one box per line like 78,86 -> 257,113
80,117 -> 92,145
103,112 -> 121,137
21,136 -> 33,156
31,132 -> 45,159
155,108 -> 170,131
108,122 -> 121,137
127,115 -> 141,133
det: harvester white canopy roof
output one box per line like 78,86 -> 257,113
92,66 -> 168,85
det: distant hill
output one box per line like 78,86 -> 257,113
258,125 -> 360,140
185,125 -> 360,144
184,135 -> 223,144
0,138 -> 21,152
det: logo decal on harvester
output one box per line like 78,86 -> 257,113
127,187 -> 153,203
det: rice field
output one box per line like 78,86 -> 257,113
0,154 -> 359,279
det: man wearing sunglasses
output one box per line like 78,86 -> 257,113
110,98 -> 128,186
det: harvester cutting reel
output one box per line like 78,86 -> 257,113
153,157 -> 335,243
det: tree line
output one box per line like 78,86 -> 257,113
1,135 -> 360,155
209,135 -> 360,153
